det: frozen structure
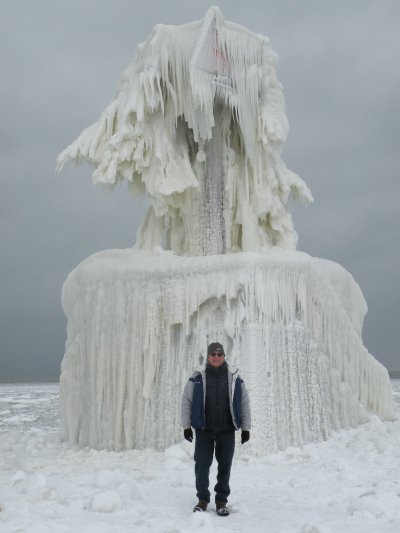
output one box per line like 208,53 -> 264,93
58,7 -> 394,453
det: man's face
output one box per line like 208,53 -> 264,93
207,350 -> 225,367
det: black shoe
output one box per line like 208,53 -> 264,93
216,501 -> 229,516
193,499 -> 208,512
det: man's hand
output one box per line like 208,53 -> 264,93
241,430 -> 250,444
184,428 -> 193,442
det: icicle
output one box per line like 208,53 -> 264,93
60,249 -> 394,452
57,6 -> 312,255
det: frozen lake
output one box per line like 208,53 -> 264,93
0,381 -> 399,433
0,382 -> 59,432
0,381 -> 399,532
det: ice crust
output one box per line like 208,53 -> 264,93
60,249 -> 394,452
57,7 -> 312,254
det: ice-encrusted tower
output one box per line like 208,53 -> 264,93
58,7 -> 394,452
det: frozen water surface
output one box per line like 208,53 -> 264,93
392,380 -> 400,405
0,381 -> 399,532
0,383 -> 59,432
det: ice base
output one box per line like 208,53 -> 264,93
60,249 -> 394,452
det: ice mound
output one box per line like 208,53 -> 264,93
60,249 -> 394,452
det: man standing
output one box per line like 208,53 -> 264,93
181,342 -> 251,516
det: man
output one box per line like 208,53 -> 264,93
181,342 -> 251,516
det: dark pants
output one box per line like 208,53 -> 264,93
194,429 -> 235,503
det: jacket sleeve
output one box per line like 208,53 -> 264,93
240,381 -> 251,431
181,378 -> 194,429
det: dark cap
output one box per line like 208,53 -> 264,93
207,342 -> 225,356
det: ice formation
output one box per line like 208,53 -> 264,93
60,250 -> 394,452
57,6 -> 312,254
58,7 -> 394,453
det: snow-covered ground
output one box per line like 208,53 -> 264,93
0,382 -> 399,533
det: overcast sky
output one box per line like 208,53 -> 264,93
0,0 -> 399,382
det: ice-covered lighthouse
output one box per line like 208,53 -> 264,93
57,7 -> 394,453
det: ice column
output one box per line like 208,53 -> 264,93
200,101 -> 226,255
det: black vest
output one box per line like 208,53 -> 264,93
204,362 -> 234,431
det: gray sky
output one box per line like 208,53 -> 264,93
0,0 -> 399,381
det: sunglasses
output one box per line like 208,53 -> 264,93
209,352 -> 224,357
